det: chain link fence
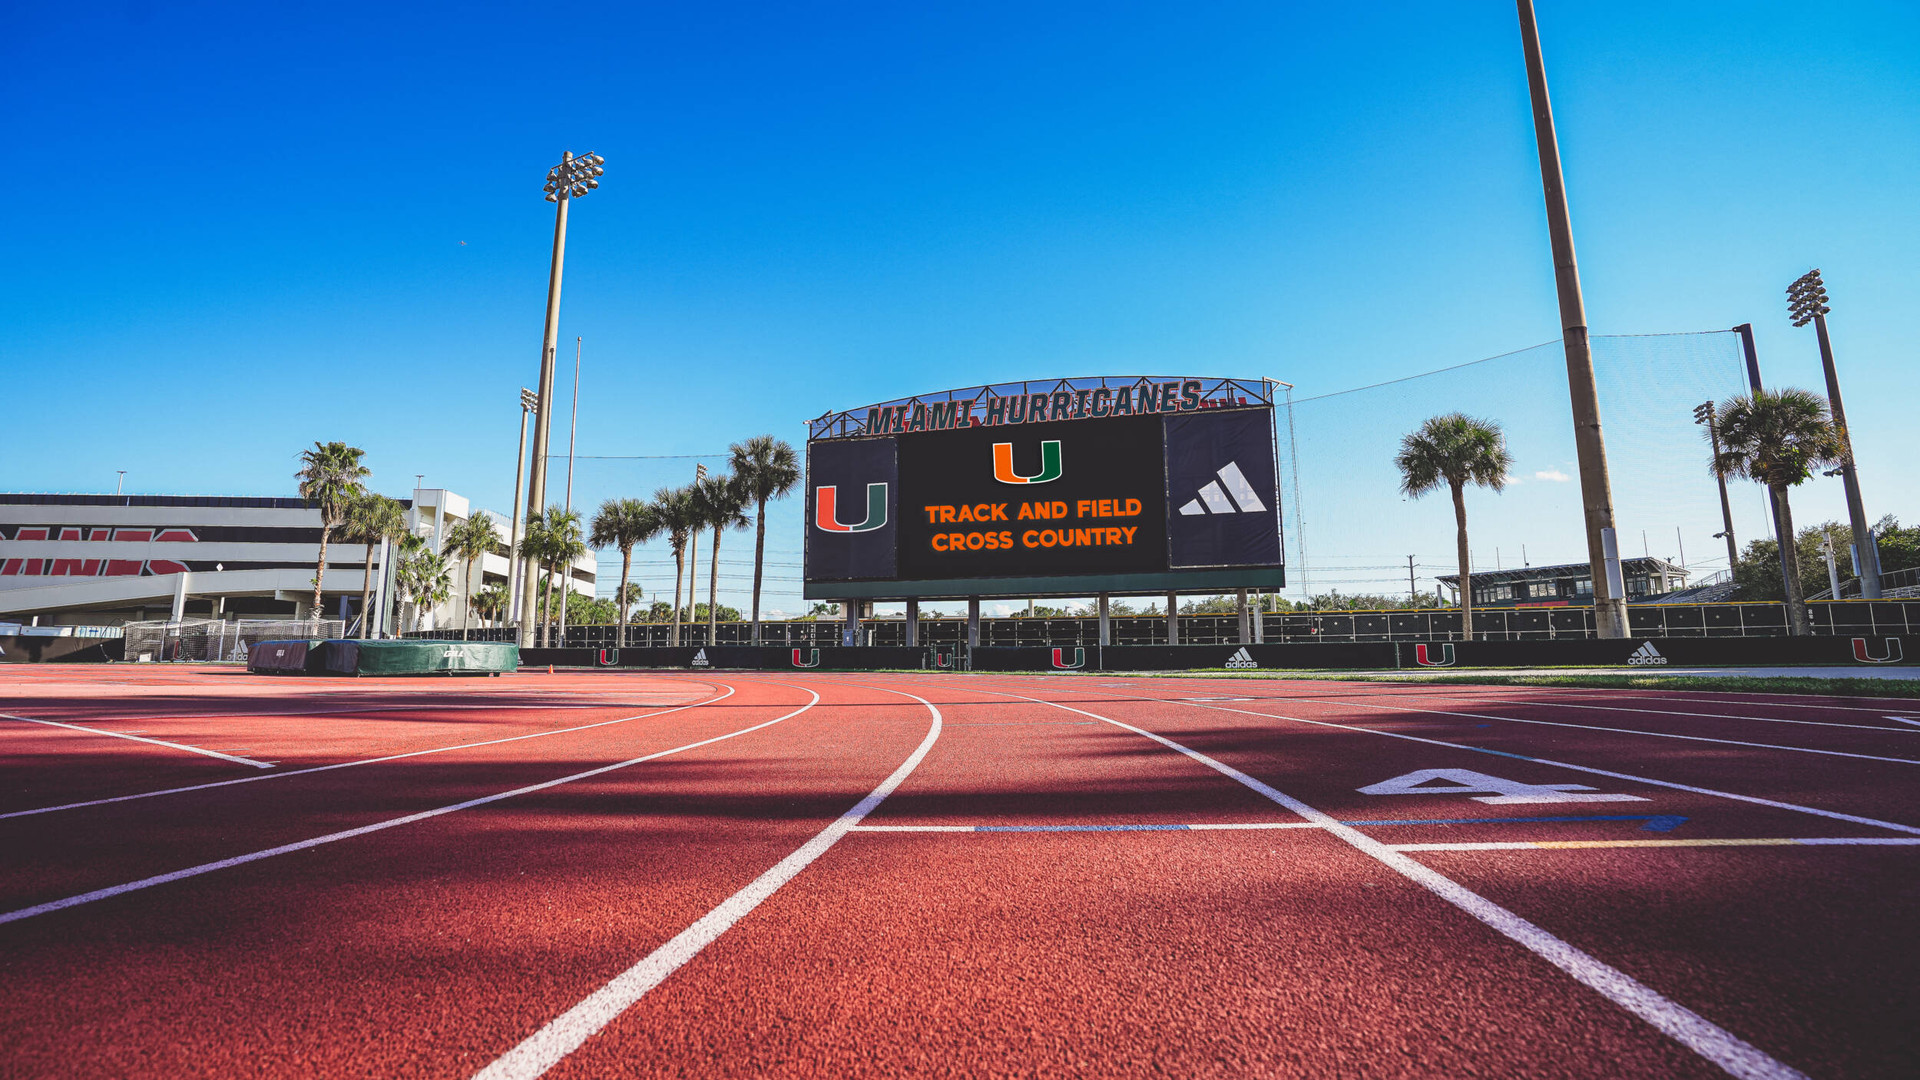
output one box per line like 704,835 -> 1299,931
123,619 -> 346,662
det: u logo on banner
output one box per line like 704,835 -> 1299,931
814,484 -> 888,533
1051,647 -> 1086,670
792,648 -> 822,668
930,651 -> 954,670
596,649 -> 620,667
1413,643 -> 1455,667
992,441 -> 1063,485
1853,637 -> 1903,664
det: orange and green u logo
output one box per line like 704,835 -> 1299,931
815,484 -> 888,533
992,440 -> 1063,485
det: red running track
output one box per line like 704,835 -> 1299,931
2,667 -> 1917,1078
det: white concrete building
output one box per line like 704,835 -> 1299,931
0,490 -> 593,632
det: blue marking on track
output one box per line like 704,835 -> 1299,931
1340,814 -> 1689,832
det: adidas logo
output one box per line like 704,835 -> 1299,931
1626,641 -> 1667,666
1224,646 -> 1259,669
691,648 -> 710,667
1179,462 -> 1267,516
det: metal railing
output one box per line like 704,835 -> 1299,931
410,599 -> 1920,649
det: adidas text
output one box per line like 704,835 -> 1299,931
1225,647 -> 1259,669
1626,642 -> 1667,666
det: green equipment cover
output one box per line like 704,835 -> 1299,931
335,640 -> 518,676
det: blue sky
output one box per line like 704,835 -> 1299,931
4,1 -> 1915,613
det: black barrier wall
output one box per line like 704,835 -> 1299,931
968,636 -> 1917,671
518,646 -> 942,671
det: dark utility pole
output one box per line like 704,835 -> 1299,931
1515,0 -> 1628,638
1692,402 -> 1739,571
1408,556 -> 1418,605
1789,270 -> 1881,598
1734,324 -> 1799,615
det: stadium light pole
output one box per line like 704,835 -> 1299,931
509,387 -> 538,628
1515,0 -> 1629,639
1692,401 -> 1739,571
1789,269 -> 1880,598
517,150 -> 605,646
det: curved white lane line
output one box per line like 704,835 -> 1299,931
1372,689 -> 1920,734
1,713 -> 274,769
471,684 -> 944,1080
1013,679 -> 1920,835
971,682 -> 1808,1080
0,687 -> 814,927
0,685 -> 738,821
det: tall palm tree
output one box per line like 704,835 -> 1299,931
650,486 -> 698,647
1394,414 -> 1512,641
340,491 -> 405,639
1710,388 -> 1842,635
442,514 -> 503,639
590,498 -> 664,648
692,471 -> 751,646
729,435 -> 801,645
533,506 -> 585,648
295,441 -> 370,630
389,532 -> 427,634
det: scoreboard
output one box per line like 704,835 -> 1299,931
804,377 -> 1285,600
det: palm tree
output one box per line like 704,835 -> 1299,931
398,549 -> 454,634
1395,414 -> 1512,641
442,514 -> 503,639
471,583 -> 509,628
650,486 -> 699,647
1710,388 -> 1842,635
693,471 -> 751,646
590,498 -> 664,648
531,506 -> 585,648
295,441 -> 370,630
340,491 -> 405,639
729,435 -> 801,645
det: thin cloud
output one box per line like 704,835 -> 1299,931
1534,469 -> 1572,482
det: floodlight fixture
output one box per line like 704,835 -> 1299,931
520,387 -> 539,412
1691,401 -> 1715,426
1787,268 -> 1830,327
544,150 -> 606,204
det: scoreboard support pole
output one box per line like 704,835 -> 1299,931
1166,593 -> 1179,645
905,599 -> 919,646
843,600 -> 859,647
1097,594 -> 1111,647
967,599 -> 981,647
1236,588 -> 1252,644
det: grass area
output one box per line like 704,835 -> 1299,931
1091,668 -> 1920,699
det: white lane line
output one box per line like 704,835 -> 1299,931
1,713 -> 274,769
1034,683 -> 1920,765
0,686 -> 738,821
1389,691 -> 1920,734
1892,717 -> 1920,728
1391,837 -> 1920,852
470,685 -> 945,1080
1022,684 -> 1920,836
0,687 -> 811,928
974,685 -> 1808,1080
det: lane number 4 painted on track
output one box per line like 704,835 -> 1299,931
1359,768 -> 1650,805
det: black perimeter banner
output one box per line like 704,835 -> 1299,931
806,405 -> 1282,594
